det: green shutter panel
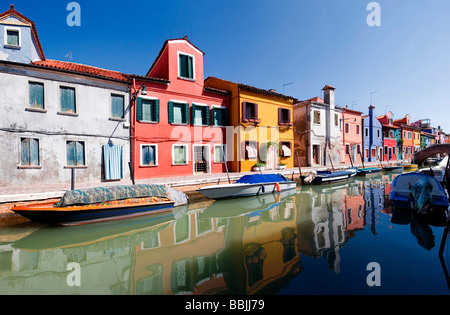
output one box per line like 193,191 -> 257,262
29,83 -> 35,107
155,100 -> 160,123
67,141 -> 75,166
184,103 -> 189,124
21,139 -> 29,165
191,104 -> 196,125
76,141 -> 85,165
37,84 -> 44,109
223,108 -> 228,126
205,107 -> 210,125
187,56 -> 193,79
168,101 -> 174,124
136,97 -> 143,121
60,88 -> 67,112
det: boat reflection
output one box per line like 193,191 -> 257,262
0,174 -> 448,295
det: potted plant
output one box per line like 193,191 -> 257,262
278,163 -> 287,170
252,163 -> 266,172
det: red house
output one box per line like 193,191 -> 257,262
377,111 -> 399,162
131,37 -> 230,180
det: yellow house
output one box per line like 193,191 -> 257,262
413,127 -> 421,153
205,77 -> 295,173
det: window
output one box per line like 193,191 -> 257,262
60,86 -> 76,113
6,29 -> 19,46
137,98 -> 159,122
377,130 -> 381,138
111,94 -> 125,119
345,123 -> 350,134
173,145 -> 188,165
212,107 -> 227,126
243,102 -> 259,123
371,148 -> 376,158
313,110 -> 321,124
141,144 -> 158,166
384,146 -> 388,155
66,141 -> 85,166
365,128 -> 369,137
345,144 -> 350,155
214,145 -> 226,163
169,101 -> 189,125
21,138 -> 39,166
357,144 -> 361,154
365,149 -> 369,159
244,141 -> 258,160
179,53 -> 194,80
334,114 -> 339,127
192,104 -> 210,126
356,125 -> 360,135
29,82 -> 44,109
279,108 -> 291,125
393,146 -> 396,155
408,132 -> 412,139
280,142 -> 292,157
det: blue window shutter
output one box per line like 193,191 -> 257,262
67,141 -> 75,166
36,84 -> 44,109
136,97 -> 143,121
60,88 -> 67,112
21,139 -> 30,165
69,88 -> 76,112
30,139 -> 39,166
205,106 -> 210,125
191,104 -> 196,125
168,101 -> 174,124
29,83 -> 35,108
76,141 -> 85,165
187,56 -> 193,79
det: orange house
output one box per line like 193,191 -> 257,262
394,114 -> 414,161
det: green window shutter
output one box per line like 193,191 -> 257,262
155,100 -> 160,123
21,138 -> 30,165
187,56 -> 193,79
136,97 -> 143,121
29,83 -> 35,108
168,101 -> 174,124
184,103 -> 189,124
67,141 -> 75,166
60,88 -> 67,112
205,107 -> 210,125
142,100 -> 152,121
36,84 -> 44,109
68,88 -> 75,112
76,141 -> 85,165
191,104 -> 196,125
179,55 -> 188,78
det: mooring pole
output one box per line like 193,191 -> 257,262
71,168 -> 75,190
128,162 -> 135,185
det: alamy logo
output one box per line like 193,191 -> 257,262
366,262 -> 381,287
66,262 -> 81,287
367,2 -> 381,27
67,2 -> 81,27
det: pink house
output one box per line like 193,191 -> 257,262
377,111 -> 399,162
131,37 -> 231,180
337,106 -> 363,165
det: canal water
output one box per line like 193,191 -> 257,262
0,173 -> 449,295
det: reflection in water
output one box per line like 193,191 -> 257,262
0,174 -> 448,295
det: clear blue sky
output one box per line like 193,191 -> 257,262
9,0 -> 450,131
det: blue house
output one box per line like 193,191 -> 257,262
362,105 -> 383,162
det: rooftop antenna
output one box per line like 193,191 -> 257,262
283,82 -> 294,94
65,51 -> 73,62
351,101 -> 358,110
370,90 -> 379,105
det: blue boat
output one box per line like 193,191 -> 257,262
308,169 -> 357,185
356,167 -> 382,176
389,173 -> 449,214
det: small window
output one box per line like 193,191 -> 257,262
243,102 -> 259,122
244,141 -> 258,160
356,125 -> 360,135
345,123 -> 350,134
169,102 -> 188,125
334,114 -> 339,127
279,108 -> 291,125
60,87 -> 76,113
66,141 -> 85,166
371,148 -> 376,158
345,144 -> 350,155
384,146 -> 388,155
141,144 -> 157,166
377,130 -> 381,138
313,110 -> 321,124
212,107 -> 227,126
173,145 -> 188,165
179,53 -> 194,79
137,98 -> 159,122
365,128 -> 369,137
21,138 -> 39,166
393,146 -> 396,155
357,145 -> 361,154
214,145 -> 226,163
365,149 -> 369,158
280,142 -> 292,157
6,29 -> 19,46
29,82 -> 44,109
111,94 -> 125,119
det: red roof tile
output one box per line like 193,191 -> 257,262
31,59 -> 130,82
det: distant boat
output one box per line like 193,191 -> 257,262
419,156 -> 449,183
383,165 -> 403,172
356,167 -> 382,176
302,169 -> 356,185
389,173 -> 449,214
402,164 -> 418,172
11,184 -> 186,225
197,174 -> 297,200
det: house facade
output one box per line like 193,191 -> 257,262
362,106 -> 383,162
337,106 -> 362,165
293,85 -> 342,167
0,6 -> 131,187
376,111 -> 399,162
131,38 -> 230,180
394,114 -> 414,161
204,77 -> 294,173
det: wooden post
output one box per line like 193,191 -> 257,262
328,154 -> 335,171
296,151 -> 302,177
349,152 -> 354,168
71,168 -> 75,190
222,146 -> 231,184
360,152 -> 365,169
128,162 -> 135,185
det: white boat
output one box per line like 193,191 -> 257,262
419,156 -> 448,183
197,174 -> 297,199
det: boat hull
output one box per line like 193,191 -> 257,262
383,166 -> 403,172
356,167 -> 382,176
198,181 -> 297,199
311,171 -> 356,185
12,201 -> 175,226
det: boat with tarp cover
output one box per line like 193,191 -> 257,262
11,184 -> 187,225
197,174 -> 297,200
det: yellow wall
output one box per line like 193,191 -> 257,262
413,130 -> 421,147
205,77 -> 294,173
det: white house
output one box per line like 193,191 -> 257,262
0,5 -> 131,188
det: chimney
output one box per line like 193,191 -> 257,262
322,85 -> 335,110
